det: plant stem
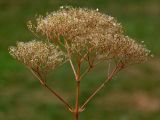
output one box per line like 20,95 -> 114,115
80,64 -> 121,110
79,66 -> 92,80
30,69 -> 72,111
65,40 -> 77,79
75,81 -> 80,120
69,58 -> 77,79
43,83 -> 72,111
74,56 -> 81,120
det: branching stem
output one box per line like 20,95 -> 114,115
79,66 -> 92,80
65,40 -> 77,79
80,63 -> 123,110
30,69 -> 72,111
69,59 -> 77,79
75,81 -> 80,120
43,83 -> 72,111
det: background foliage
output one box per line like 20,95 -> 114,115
0,0 -> 160,120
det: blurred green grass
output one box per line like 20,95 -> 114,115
0,0 -> 160,120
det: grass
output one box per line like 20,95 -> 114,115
0,0 -> 160,120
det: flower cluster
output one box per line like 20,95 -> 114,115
98,34 -> 151,63
28,6 -> 151,66
10,6 -> 152,74
28,7 -> 123,53
8,7 -> 152,117
9,40 -> 65,74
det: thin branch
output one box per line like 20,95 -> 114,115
74,49 -> 88,62
94,56 -> 113,66
80,63 -> 123,110
29,68 -> 45,85
107,61 -> 111,76
29,69 -> 72,111
69,59 -> 77,79
79,66 -> 92,80
80,52 -> 89,63
44,83 -> 72,111
87,53 -> 92,67
65,40 -> 77,79
80,47 -> 94,63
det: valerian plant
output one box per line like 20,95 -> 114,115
9,6 -> 152,120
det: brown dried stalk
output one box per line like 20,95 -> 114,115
9,6 -> 152,120
30,69 -> 72,111
80,62 -> 123,110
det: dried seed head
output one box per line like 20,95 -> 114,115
27,6 -> 151,66
9,40 -> 66,74
112,35 -> 151,65
29,6 -> 123,49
